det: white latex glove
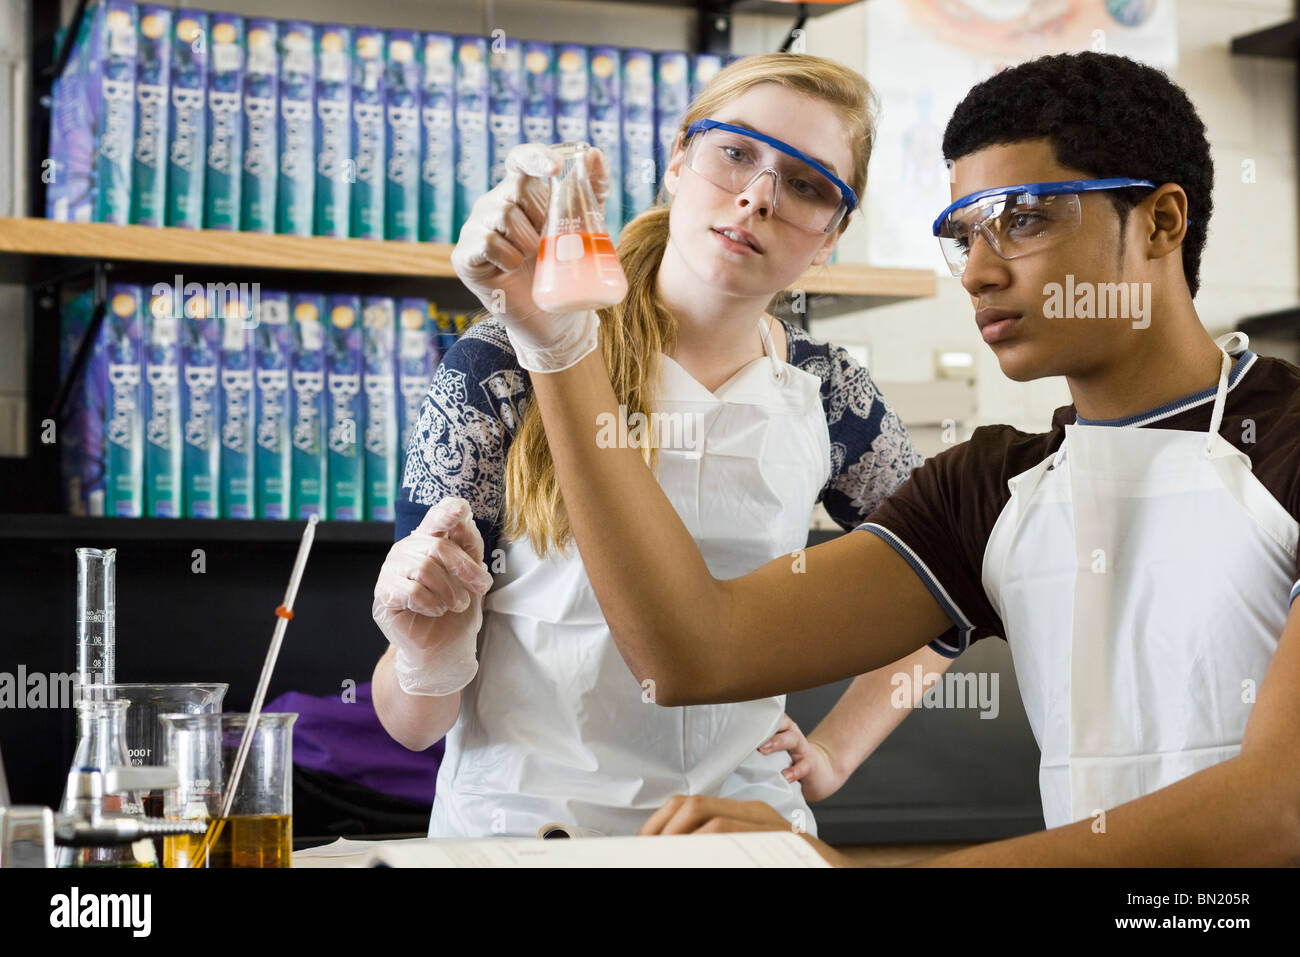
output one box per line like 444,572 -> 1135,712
449,141 -> 610,372
372,497 -> 495,696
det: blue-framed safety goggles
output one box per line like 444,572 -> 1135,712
931,177 -> 1156,277
683,119 -> 858,233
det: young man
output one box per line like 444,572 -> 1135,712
451,52 -> 1300,865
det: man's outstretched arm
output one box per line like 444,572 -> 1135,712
527,349 -> 955,705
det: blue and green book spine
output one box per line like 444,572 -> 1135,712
204,13 -> 244,230
164,11 -> 208,228
384,30 -> 420,241
240,19 -> 278,234
276,20 -> 316,236
326,295 -> 363,520
130,6 -> 171,226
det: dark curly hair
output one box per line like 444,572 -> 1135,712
942,52 -> 1213,298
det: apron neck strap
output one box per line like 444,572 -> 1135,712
1205,348 -> 1233,452
756,316 -> 785,383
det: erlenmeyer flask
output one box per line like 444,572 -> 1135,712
56,699 -> 158,868
531,142 -> 629,313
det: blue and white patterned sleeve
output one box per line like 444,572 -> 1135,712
812,342 -> 925,530
394,319 -> 532,560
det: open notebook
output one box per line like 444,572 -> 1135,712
292,830 -> 830,868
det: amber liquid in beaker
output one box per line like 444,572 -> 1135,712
142,792 -> 166,862
164,814 -> 292,868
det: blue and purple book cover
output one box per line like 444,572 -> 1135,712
362,297 -> 398,521
253,291 -> 292,519
419,33 -> 454,244
396,298 -> 439,470
350,26 -> 386,240
181,289 -> 221,517
314,24 -> 353,238
588,46 -> 622,238
130,5 -> 171,226
47,0 -> 137,224
385,30 -> 421,241
101,284 -> 144,517
326,294 -> 363,520
240,18 -> 278,234
276,20 -> 316,236
219,305 -> 256,519
290,292 -> 328,519
622,49 -> 655,225
453,35 -> 489,243
488,35 -> 522,189
521,42 -> 555,147
143,284 -> 181,517
204,12 -> 245,230
164,11 -> 209,229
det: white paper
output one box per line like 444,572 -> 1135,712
292,831 -> 831,868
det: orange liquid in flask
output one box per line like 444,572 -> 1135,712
532,231 -> 628,313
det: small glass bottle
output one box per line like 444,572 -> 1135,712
531,142 -> 629,313
56,699 -> 158,868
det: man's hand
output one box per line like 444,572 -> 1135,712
637,794 -> 854,867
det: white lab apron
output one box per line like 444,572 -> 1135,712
983,334 -> 1296,829
429,319 -> 832,838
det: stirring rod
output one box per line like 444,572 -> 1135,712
191,515 -> 318,866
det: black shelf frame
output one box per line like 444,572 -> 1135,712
0,514 -> 845,547
1230,17 -> 1300,59
1237,306 -> 1300,341
0,514 -> 397,545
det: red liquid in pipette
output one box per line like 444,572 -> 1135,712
532,232 -> 629,312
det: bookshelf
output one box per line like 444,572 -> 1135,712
0,217 -> 936,309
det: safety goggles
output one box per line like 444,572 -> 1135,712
682,119 -> 858,234
931,178 -> 1156,277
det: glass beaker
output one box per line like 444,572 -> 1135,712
79,682 -> 227,860
531,142 -> 629,313
160,713 -> 297,868
75,547 -> 116,687
56,698 -> 157,868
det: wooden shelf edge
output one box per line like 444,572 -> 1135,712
0,217 -> 938,301
0,217 -> 458,278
